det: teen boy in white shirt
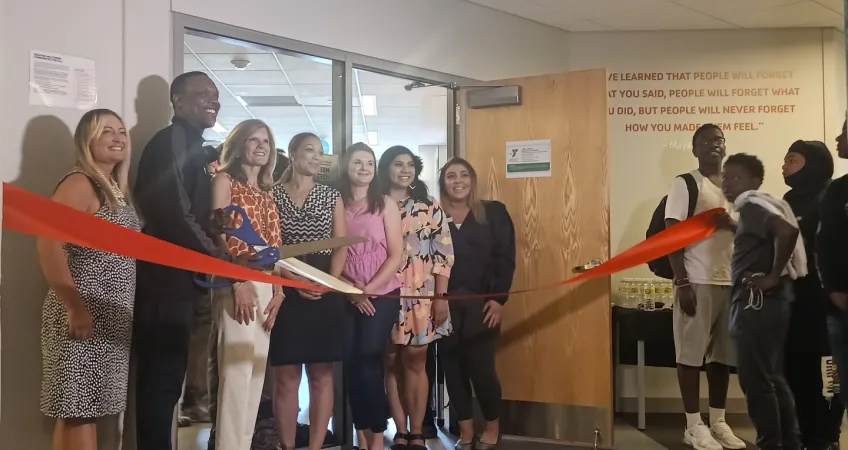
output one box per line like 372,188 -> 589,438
665,124 -> 746,450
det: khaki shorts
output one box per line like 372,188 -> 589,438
673,283 -> 735,367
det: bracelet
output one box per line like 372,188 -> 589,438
673,277 -> 690,287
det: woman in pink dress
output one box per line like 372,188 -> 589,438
338,142 -> 404,450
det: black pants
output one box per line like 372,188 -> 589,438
441,299 -> 502,422
731,284 -> 801,450
344,292 -> 399,432
133,298 -> 194,450
785,297 -> 843,448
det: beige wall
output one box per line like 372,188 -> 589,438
564,28 -> 841,408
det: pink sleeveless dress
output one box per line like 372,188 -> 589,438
343,203 -> 402,295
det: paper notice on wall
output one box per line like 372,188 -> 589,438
29,50 -> 97,109
506,139 -> 552,179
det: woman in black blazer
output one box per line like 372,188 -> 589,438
438,157 -> 516,450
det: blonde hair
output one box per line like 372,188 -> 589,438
217,119 -> 277,190
73,109 -> 133,210
438,157 -> 487,225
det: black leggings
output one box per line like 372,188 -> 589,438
441,299 -> 502,422
344,291 -> 400,432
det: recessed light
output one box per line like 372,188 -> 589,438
231,58 -> 251,70
362,95 -> 377,116
367,131 -> 379,146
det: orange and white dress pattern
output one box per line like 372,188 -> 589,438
224,175 -> 283,256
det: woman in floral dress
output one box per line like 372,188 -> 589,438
378,145 -> 454,450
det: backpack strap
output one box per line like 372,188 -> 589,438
679,173 -> 698,219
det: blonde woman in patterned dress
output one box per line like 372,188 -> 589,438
209,119 -> 285,450
378,145 -> 454,450
38,109 -> 140,450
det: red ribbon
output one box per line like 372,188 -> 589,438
2,183 -> 721,298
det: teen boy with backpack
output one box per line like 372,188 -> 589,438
662,124 -> 745,450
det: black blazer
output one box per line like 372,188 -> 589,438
447,201 -> 517,304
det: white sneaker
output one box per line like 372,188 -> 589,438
709,419 -> 747,449
683,423 -> 724,450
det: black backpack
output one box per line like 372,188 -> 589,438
646,173 -> 698,279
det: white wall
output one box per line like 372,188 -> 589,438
170,0 -> 574,81
562,28 -> 841,409
0,0 -> 571,447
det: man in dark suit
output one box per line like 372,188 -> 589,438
132,71 -> 249,450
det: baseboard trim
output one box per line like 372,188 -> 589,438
616,397 -> 748,414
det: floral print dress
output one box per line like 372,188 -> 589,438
393,195 -> 455,346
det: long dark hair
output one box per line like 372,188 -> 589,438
377,145 -> 428,201
337,142 -> 385,213
439,157 -> 487,224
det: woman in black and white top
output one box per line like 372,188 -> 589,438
438,157 -> 516,450
269,132 -> 347,450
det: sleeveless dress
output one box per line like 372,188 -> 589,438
268,182 -> 345,365
40,169 -> 141,418
343,202 -> 401,295
394,196 -> 454,346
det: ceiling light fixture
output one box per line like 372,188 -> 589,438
367,131 -> 379,146
231,58 -> 251,70
361,95 -> 378,116
212,122 -> 229,134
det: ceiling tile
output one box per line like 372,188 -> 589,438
673,0 -> 804,17
727,1 -> 842,28
194,53 -> 282,71
537,18 -> 614,31
528,0 -> 669,19
592,2 -> 736,30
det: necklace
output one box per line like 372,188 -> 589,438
92,166 -> 124,203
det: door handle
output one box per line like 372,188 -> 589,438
573,258 -> 604,273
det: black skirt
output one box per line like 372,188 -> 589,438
269,253 -> 345,366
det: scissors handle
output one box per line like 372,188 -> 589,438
193,208 -> 282,288
222,205 -> 268,247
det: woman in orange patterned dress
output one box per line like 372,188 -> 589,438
209,119 -> 285,450
378,145 -> 454,450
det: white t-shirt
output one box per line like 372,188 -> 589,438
664,170 -> 735,285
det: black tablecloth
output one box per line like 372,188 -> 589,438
613,306 -> 737,373
614,306 -> 677,367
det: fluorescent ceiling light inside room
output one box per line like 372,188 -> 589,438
362,95 -> 377,116
367,131 -> 379,146
212,122 -> 229,134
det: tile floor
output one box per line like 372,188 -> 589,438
179,412 -> 848,450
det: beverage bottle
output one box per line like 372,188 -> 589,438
644,279 -> 656,311
664,281 -> 674,307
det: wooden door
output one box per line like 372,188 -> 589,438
462,69 -> 611,447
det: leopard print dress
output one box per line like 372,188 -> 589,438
40,169 -> 141,418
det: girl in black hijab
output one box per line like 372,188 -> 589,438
782,140 -> 843,450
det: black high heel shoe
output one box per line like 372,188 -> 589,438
474,434 -> 501,450
407,433 -> 428,450
390,432 -> 409,450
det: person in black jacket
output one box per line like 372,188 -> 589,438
819,120 -> 848,439
131,71 -> 252,450
781,140 -> 843,450
438,158 -> 516,450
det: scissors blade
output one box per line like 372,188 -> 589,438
274,236 -> 367,259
